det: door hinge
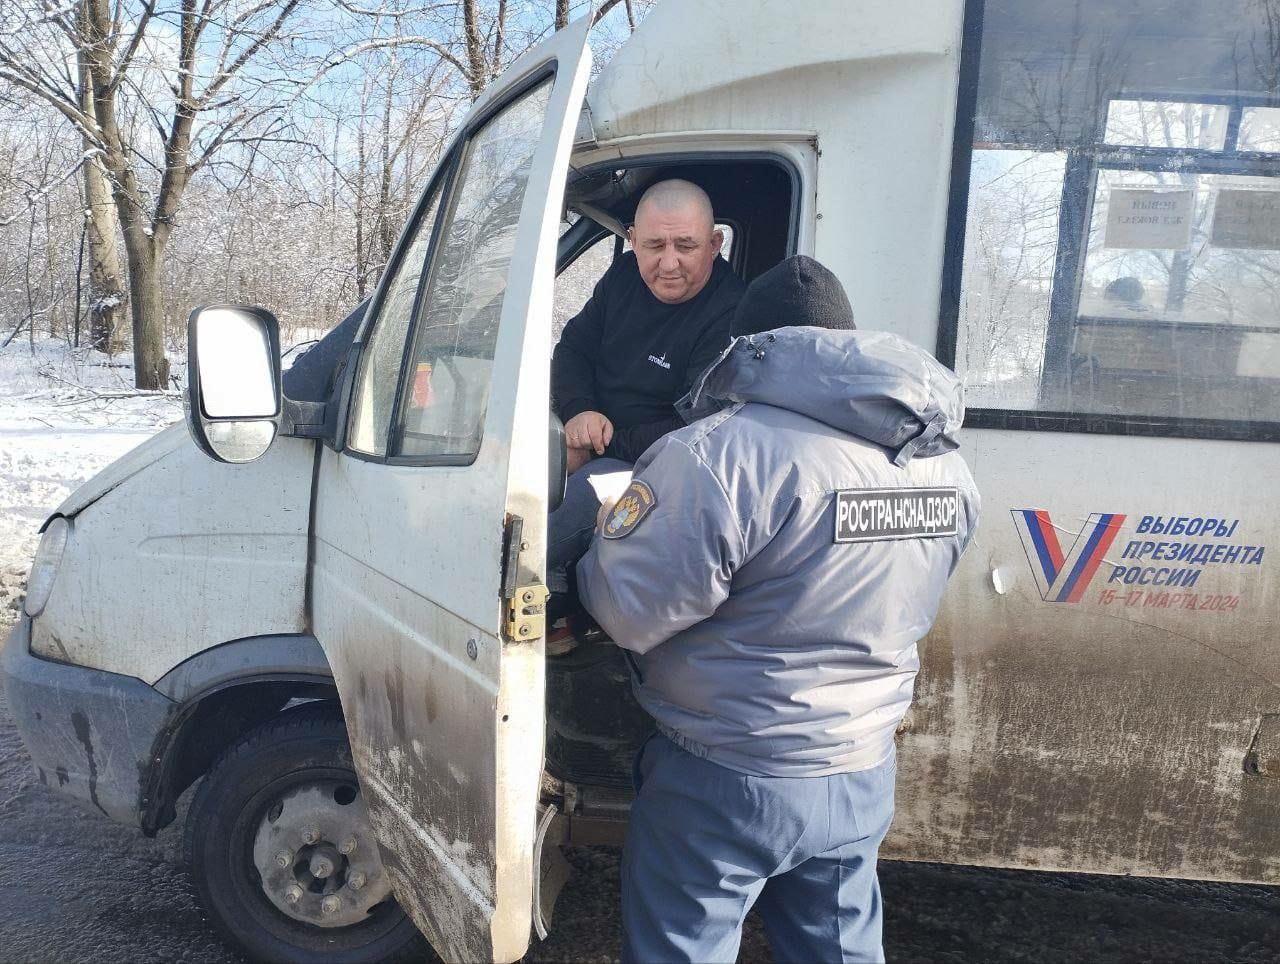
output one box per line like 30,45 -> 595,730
506,583 -> 549,642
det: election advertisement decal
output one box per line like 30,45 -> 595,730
1012,510 -> 1125,603
1012,509 -> 1265,612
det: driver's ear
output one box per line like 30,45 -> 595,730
711,228 -> 724,254
627,226 -> 635,248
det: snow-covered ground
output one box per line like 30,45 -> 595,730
0,339 -> 185,617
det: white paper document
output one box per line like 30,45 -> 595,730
587,470 -> 633,504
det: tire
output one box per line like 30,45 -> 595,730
184,703 -> 433,963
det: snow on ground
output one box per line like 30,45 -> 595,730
0,338 -> 186,617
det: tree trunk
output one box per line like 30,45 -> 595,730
122,232 -> 170,389
355,101 -> 369,299
79,0 -> 169,387
378,77 -> 396,268
77,39 -> 125,353
81,158 -> 126,352
462,0 -> 487,99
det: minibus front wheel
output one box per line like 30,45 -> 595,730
184,703 -> 431,963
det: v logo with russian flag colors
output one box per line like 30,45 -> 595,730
1011,510 -> 1127,603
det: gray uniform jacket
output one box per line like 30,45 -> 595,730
577,327 -> 980,778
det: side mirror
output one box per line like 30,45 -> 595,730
549,412 -> 568,512
186,305 -> 282,464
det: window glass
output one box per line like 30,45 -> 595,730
554,232 -> 615,342
348,185 -> 443,456
1240,107 -> 1280,152
395,79 -> 553,459
957,150 -> 1066,410
1103,100 -> 1229,150
956,0 -> 1280,426
716,222 -> 735,262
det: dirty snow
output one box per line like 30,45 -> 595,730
0,339 -> 185,616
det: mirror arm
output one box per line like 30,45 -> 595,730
281,398 -> 331,440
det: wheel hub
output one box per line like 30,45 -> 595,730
252,783 -> 393,928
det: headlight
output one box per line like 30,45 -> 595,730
23,516 -> 70,618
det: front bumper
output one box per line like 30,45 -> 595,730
2,616 -> 175,826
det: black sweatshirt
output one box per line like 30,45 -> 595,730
552,252 -> 745,462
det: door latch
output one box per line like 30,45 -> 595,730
506,584 -> 550,641
501,514 -> 548,641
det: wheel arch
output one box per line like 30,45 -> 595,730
141,634 -> 342,834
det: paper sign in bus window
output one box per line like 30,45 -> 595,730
1104,188 -> 1195,249
1210,189 -> 1280,250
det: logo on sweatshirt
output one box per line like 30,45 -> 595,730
647,352 -> 671,370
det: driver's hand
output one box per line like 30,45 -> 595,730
565,410 -> 613,455
566,446 -> 592,475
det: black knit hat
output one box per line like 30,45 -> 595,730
730,255 -> 856,338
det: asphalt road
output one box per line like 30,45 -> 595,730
3,620 -> 1279,963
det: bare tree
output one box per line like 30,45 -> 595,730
0,0 -> 316,388
0,106 -> 82,349
0,0 -> 660,374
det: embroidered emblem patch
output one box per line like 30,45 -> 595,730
603,480 -> 657,539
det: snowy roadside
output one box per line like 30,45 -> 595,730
0,339 -> 185,618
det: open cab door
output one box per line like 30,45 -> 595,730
309,19 -> 591,963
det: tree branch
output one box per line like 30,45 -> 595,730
329,35 -> 466,77
592,0 -> 628,25
0,65 -> 94,133
0,151 -> 93,228
202,0 -> 303,101
106,0 -> 157,94
491,0 -> 506,75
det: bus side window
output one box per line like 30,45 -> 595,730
951,0 -> 1280,431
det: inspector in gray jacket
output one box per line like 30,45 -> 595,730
577,321 -> 980,778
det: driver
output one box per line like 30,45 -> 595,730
547,179 -> 744,608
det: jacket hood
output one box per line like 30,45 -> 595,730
677,326 -> 966,463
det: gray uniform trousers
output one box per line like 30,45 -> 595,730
622,732 -> 896,964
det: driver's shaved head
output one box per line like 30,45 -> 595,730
634,179 -> 714,231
